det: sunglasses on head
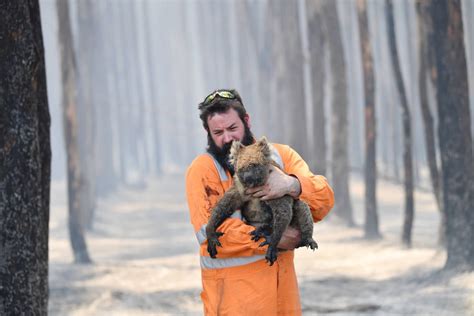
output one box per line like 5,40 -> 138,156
203,90 -> 236,105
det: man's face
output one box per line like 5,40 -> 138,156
207,108 -> 249,149
206,108 -> 254,174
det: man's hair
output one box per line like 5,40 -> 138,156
198,89 -> 247,131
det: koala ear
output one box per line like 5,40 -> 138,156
258,136 -> 269,145
229,141 -> 243,165
258,136 -> 271,158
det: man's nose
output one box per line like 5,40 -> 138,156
223,132 -> 234,144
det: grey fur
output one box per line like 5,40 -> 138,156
206,137 -> 318,265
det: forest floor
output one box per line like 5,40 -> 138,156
48,173 -> 474,315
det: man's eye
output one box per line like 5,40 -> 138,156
214,131 -> 223,136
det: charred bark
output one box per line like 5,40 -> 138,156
128,0 -> 150,178
272,0 -> 308,160
94,1 -> 118,196
260,1 -> 277,141
416,0 -> 445,246
357,0 -> 381,239
431,0 -> 474,271
76,0 -> 97,229
110,2 -> 129,184
306,0 -> 327,175
57,0 -> 92,264
386,0 -> 414,247
142,0 -> 163,176
0,1 -> 50,313
321,0 -> 354,226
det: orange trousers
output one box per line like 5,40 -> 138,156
200,251 -> 302,316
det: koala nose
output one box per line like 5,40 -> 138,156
242,172 -> 251,182
241,171 -> 256,185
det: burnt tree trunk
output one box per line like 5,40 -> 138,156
0,1 -> 50,313
357,0 -> 381,239
322,0 -> 354,226
431,0 -> 474,271
416,0 -> 445,246
272,0 -> 308,159
386,0 -> 415,247
76,0 -> 97,229
306,0 -> 327,175
261,1 -> 279,142
119,1 -> 144,182
57,0 -> 92,264
269,1 -> 284,144
110,2 -> 129,184
94,1 -> 118,196
142,0 -> 163,176
128,0 -> 150,179
236,0 -> 266,136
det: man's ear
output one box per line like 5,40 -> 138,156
244,114 -> 251,129
230,141 -> 243,166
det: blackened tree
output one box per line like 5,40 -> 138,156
386,0 -> 414,247
57,0 -> 92,263
357,0 -> 381,239
306,0 -> 327,175
431,0 -> 474,270
0,1 -> 51,313
322,0 -> 354,226
416,0 -> 445,246
272,0 -> 309,160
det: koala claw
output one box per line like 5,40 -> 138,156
259,238 -> 271,247
250,230 -> 262,241
251,235 -> 261,242
308,240 -> 318,250
298,238 -> 318,250
207,232 -> 224,258
265,246 -> 278,266
250,227 -> 270,242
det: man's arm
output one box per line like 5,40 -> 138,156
186,155 -> 268,258
246,144 -> 334,222
279,144 -> 334,221
245,144 -> 335,249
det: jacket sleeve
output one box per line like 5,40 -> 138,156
185,156 -> 267,258
277,144 -> 335,222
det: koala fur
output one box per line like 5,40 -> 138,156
205,137 -> 318,265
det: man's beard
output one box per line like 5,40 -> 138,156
206,124 -> 254,176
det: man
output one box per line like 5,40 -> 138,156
186,89 -> 334,315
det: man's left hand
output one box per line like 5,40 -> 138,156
245,165 -> 301,200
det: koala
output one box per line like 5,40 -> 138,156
205,137 -> 318,265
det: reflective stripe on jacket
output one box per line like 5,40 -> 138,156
185,143 -> 334,315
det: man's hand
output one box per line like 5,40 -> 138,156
245,165 -> 301,200
277,227 -> 301,250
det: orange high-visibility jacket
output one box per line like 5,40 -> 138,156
186,143 -> 334,315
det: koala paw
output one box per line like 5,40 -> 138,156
207,232 -> 224,258
250,227 -> 270,242
298,238 -> 318,250
259,236 -> 272,247
250,230 -> 261,241
265,246 -> 278,266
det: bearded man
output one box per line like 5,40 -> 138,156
185,89 -> 334,316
